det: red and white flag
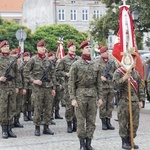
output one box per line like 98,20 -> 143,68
112,4 -> 144,79
56,40 -> 65,60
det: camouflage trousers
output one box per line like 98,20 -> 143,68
64,88 -> 75,122
99,90 -> 114,118
75,88 -> 97,139
117,100 -> 140,138
0,88 -> 16,125
53,85 -> 64,111
15,89 -> 23,118
31,85 -> 53,126
22,89 -> 32,112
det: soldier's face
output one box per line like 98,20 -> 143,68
82,45 -> 91,55
1,45 -> 10,53
68,45 -> 76,53
37,46 -> 46,54
24,56 -> 30,61
101,51 -> 108,58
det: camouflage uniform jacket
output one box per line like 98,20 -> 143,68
56,54 -> 80,84
0,54 -> 22,88
23,55 -> 56,90
95,56 -> 117,89
113,67 -> 145,102
68,58 -> 102,100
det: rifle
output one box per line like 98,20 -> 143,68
103,60 -> 114,80
40,63 -> 51,82
3,55 -> 19,81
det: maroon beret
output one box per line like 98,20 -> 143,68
23,52 -> 30,57
0,40 -> 9,48
79,40 -> 91,49
48,51 -> 55,57
67,41 -> 75,49
100,46 -> 108,53
37,40 -> 46,47
10,49 -> 19,55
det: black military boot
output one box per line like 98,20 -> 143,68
67,121 -> 72,133
50,119 -> 56,125
72,118 -> 77,132
79,138 -> 87,150
23,112 -> 28,121
86,138 -> 95,150
34,126 -> 40,136
128,137 -> 139,149
55,110 -> 63,119
1,125 -> 8,139
28,111 -> 33,121
122,137 -> 131,149
14,117 -> 24,128
8,125 -> 17,138
101,118 -> 107,130
106,118 -> 115,130
43,124 -> 54,135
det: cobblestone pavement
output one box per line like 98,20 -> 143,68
0,102 -> 150,150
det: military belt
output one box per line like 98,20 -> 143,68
77,84 -> 96,89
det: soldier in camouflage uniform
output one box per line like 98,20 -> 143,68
0,40 -> 21,139
10,49 -> 24,128
48,51 -> 63,120
21,52 -> 33,121
23,40 -> 56,136
56,41 -> 80,133
113,60 -> 144,149
68,40 -> 103,150
95,46 -> 117,130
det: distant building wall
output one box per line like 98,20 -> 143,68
22,0 -> 54,32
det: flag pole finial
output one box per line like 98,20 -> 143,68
122,0 -> 127,5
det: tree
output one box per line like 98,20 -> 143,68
90,0 -> 150,49
33,24 -> 87,55
0,19 -> 87,55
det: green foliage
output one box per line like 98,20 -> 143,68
90,0 -> 150,49
33,24 -> 87,55
0,18 -> 87,55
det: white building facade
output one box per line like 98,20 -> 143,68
22,0 -> 106,32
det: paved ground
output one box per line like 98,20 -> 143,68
0,101 -> 150,150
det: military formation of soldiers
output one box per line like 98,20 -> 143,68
0,39 -> 145,150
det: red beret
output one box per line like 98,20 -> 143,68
10,49 -> 19,55
23,52 -> 30,57
67,41 -> 75,49
0,40 -> 9,48
100,46 -> 108,53
48,51 -> 55,57
79,40 -> 91,49
37,40 -> 46,47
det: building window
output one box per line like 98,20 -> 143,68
94,10 -> 100,18
58,9 -> 65,21
82,10 -> 88,21
71,10 -> 77,21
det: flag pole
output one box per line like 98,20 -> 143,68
128,78 -> 134,150
122,0 -> 134,149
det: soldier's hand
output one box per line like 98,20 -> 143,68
101,76 -> 107,81
139,101 -> 143,110
71,99 -> 78,107
52,90 -> 56,97
0,76 -> 7,82
97,99 -> 103,107
22,89 -> 27,95
16,88 -> 19,94
122,72 -> 131,82
33,80 -> 42,85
